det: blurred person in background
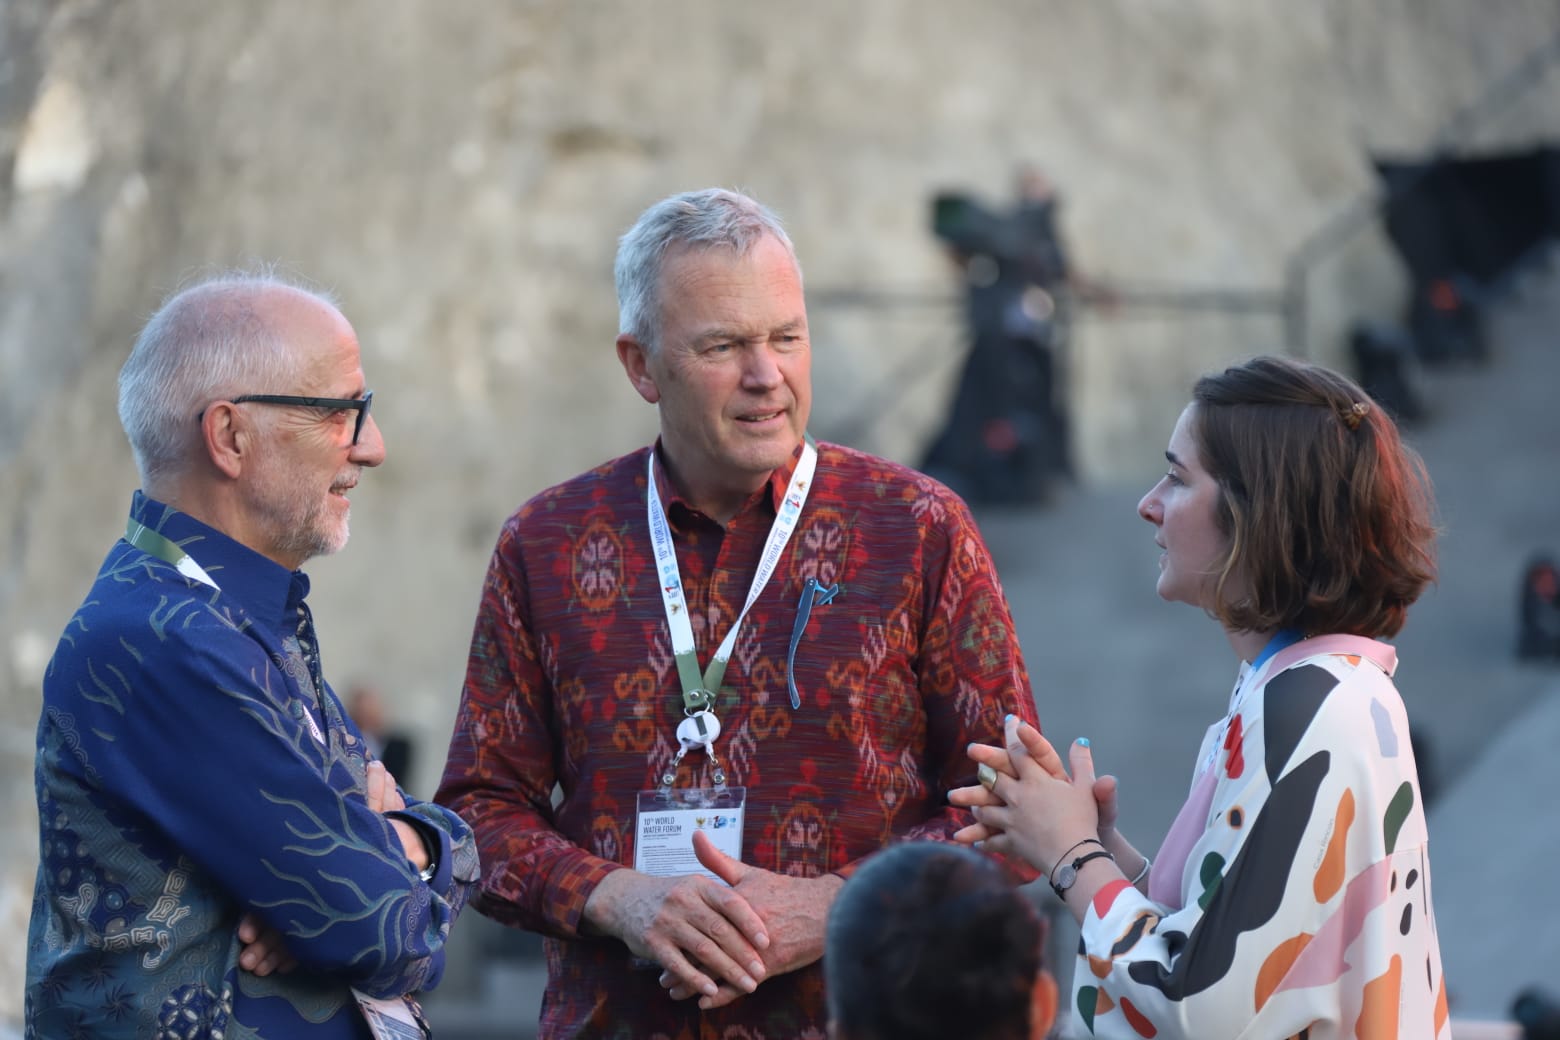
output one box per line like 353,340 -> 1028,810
921,164 -> 1110,506
436,187 -> 1039,1039
26,271 -> 478,1038
347,679 -> 417,784
824,841 -> 1058,1040
953,356 -> 1446,1038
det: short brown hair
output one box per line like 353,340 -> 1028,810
1191,355 -> 1437,638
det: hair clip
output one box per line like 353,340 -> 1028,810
1342,401 -> 1368,430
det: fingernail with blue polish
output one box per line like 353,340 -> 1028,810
1077,737 -> 1091,747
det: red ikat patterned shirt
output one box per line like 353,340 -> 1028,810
436,440 -> 1039,1040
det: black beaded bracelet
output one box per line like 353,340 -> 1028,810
1047,837 -> 1103,880
1050,848 -> 1116,901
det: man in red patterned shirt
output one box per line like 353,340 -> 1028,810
436,188 -> 1040,1039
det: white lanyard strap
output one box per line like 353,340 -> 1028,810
126,518 -> 221,591
648,440 -> 818,714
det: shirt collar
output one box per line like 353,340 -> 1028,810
129,490 -> 308,625
648,438 -> 805,525
1250,628 -> 1305,671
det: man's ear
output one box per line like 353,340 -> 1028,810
616,334 -> 661,404
200,402 -> 246,480
1030,969 -> 1059,1040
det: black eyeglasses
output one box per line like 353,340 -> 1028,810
203,391 -> 375,445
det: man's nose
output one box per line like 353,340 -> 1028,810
352,413 -> 386,467
742,344 -> 783,388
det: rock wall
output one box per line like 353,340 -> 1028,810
3,0 -> 1557,1019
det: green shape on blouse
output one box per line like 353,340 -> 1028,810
1383,780 -> 1415,854
1197,851 -> 1227,911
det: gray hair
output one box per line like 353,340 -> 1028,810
117,266 -> 340,488
614,188 -> 800,354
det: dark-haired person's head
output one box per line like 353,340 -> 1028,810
824,842 -> 1055,1040
1185,355 -> 1437,638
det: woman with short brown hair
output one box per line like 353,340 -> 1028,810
954,355 -> 1447,1039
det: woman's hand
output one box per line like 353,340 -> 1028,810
1094,773 -> 1120,835
948,714 -> 1068,845
951,716 -> 1102,876
1089,771 -> 1149,888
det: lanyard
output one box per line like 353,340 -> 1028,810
127,515 -> 334,746
647,439 -> 817,715
1250,628 -> 1304,672
125,517 -> 221,590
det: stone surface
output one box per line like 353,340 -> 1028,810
3,0 -> 1559,1026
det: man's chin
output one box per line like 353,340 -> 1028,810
292,523 -> 350,565
736,426 -> 803,463
324,520 -> 350,557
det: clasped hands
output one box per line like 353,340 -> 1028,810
587,831 -> 841,1011
238,759 -> 419,977
949,715 -> 1114,884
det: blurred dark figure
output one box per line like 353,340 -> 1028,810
1516,554 -> 1560,661
1515,987 -> 1560,1040
1409,272 -> 1490,364
348,681 -> 416,783
824,841 -> 1057,1040
1377,148 -> 1560,366
921,167 -> 1101,505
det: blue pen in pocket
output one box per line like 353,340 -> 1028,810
787,576 -> 843,710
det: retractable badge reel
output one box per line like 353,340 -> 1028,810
658,686 -> 729,791
674,707 -> 725,785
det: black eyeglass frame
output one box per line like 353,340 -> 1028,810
202,391 -> 375,445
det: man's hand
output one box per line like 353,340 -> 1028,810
658,832 -> 844,1009
583,866 -> 771,1005
237,911 -> 297,976
366,760 -> 429,873
366,760 -> 406,813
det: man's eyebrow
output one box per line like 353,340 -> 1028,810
694,320 -> 807,344
693,326 -> 743,345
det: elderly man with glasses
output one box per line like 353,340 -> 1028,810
25,270 -> 477,1038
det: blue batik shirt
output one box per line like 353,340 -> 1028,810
26,491 -> 479,1038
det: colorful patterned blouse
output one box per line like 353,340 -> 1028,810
27,492 -> 479,1038
437,440 -> 1038,1039
1073,638 -> 1449,1039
